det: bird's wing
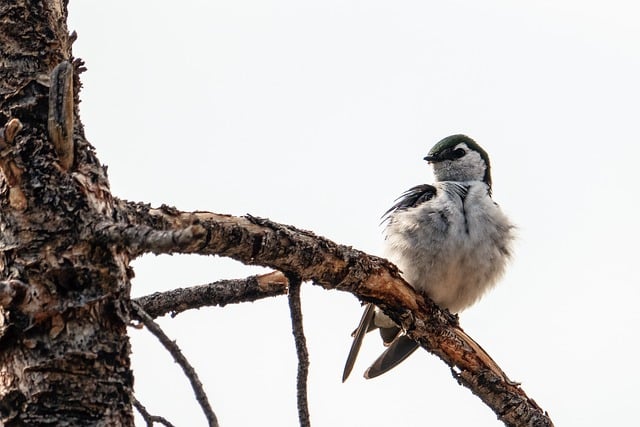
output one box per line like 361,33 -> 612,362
364,334 -> 420,379
381,184 -> 437,223
342,303 -> 376,382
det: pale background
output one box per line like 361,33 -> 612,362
68,1 -> 639,426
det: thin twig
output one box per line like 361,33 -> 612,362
133,271 -> 288,319
131,301 -> 219,427
286,273 -> 311,427
132,396 -> 177,427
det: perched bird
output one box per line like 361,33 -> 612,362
343,134 -> 514,381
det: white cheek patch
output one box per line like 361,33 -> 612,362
433,149 -> 486,182
463,151 -> 486,177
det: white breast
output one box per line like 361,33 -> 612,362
383,181 -> 514,313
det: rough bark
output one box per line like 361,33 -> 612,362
1,1 -> 134,425
133,271 -> 288,319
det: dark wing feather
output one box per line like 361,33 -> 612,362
342,303 -> 376,382
363,335 -> 420,379
379,325 -> 401,346
382,184 -> 437,223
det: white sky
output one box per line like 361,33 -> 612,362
68,1 -> 640,426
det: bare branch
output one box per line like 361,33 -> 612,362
130,302 -> 219,427
133,271 -> 288,319
132,396 -> 177,427
104,201 -> 554,427
95,220 -> 204,258
286,273 -> 311,427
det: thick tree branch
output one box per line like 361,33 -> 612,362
133,271 -> 288,319
130,302 -> 219,427
103,201 -> 554,427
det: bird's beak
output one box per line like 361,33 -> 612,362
423,155 -> 437,163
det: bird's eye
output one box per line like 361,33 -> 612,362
453,148 -> 466,158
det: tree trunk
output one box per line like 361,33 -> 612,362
0,1 -> 134,425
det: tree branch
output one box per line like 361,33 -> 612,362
133,271 -> 288,319
104,201 -> 554,427
130,302 -> 219,427
132,396 -> 177,427
286,273 -> 311,427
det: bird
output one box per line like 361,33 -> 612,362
342,134 -> 515,381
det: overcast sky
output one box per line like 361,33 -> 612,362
68,2 -> 639,426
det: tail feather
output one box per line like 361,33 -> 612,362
342,303 -> 376,382
364,335 -> 420,379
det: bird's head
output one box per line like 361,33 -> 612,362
424,134 -> 492,189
